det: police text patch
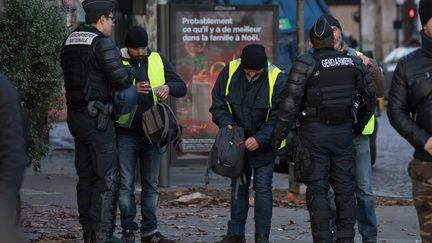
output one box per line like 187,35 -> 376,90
65,31 -> 98,46
320,57 -> 354,69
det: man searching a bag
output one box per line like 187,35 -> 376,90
210,44 -> 287,243
61,0 -> 134,241
114,26 -> 187,243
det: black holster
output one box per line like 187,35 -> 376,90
88,101 -> 112,131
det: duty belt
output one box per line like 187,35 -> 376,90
300,107 -> 320,118
300,106 -> 352,125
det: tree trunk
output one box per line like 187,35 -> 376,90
372,0 -> 383,61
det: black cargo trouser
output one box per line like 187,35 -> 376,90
299,122 -> 356,243
408,159 -> 432,243
67,109 -> 119,240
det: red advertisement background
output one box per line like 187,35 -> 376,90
172,6 -> 277,144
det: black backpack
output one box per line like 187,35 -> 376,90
207,126 -> 245,178
141,102 -> 182,153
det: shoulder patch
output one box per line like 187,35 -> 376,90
65,31 -> 98,46
320,56 -> 355,69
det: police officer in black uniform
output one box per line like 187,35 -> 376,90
272,16 -> 375,243
60,0 -> 134,242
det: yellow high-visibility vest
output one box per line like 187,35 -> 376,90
117,52 -> 166,126
350,49 -> 375,135
226,59 -> 286,149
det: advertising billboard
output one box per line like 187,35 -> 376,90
170,4 -> 278,154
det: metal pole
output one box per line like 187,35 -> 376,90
373,0 -> 383,61
0,0 -> 4,13
158,0 -> 170,187
288,0 -> 304,195
359,1 -> 363,50
296,0 -> 305,54
396,3 -> 400,48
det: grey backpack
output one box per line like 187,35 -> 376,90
142,102 -> 182,153
207,126 -> 245,178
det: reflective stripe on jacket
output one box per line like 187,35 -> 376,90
116,52 -> 166,126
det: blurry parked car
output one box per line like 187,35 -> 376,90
382,47 -> 419,98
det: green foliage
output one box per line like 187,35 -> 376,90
0,0 -> 67,170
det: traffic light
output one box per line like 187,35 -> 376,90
402,0 -> 417,45
408,6 -> 416,20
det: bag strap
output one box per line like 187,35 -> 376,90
156,102 -> 183,154
142,107 -> 157,146
152,102 -> 169,154
161,102 -> 183,143
160,103 -> 170,142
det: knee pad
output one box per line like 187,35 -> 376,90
336,228 -> 355,241
306,192 -> 330,211
334,192 -> 355,210
338,208 -> 356,220
310,210 -> 334,224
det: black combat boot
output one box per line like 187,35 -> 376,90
214,234 -> 246,243
93,171 -> 120,243
255,233 -> 269,243
141,232 -> 176,243
337,239 -> 354,243
83,230 -> 92,243
121,228 -> 135,243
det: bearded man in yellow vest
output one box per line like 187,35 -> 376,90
210,44 -> 287,243
115,26 -> 187,243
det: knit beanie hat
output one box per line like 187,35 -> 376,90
322,14 -> 342,30
419,0 -> 432,28
310,15 -> 334,49
125,26 -> 148,48
241,44 -> 267,70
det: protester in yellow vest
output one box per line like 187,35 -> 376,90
324,14 -> 384,243
210,44 -> 287,243
115,26 -> 187,243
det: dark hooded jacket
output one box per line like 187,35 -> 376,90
210,63 -> 287,168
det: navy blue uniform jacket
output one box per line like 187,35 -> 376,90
210,64 -> 287,168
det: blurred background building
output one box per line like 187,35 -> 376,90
0,0 -> 422,67
0,0 -> 422,166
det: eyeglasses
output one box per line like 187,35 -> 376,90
105,15 -> 115,23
